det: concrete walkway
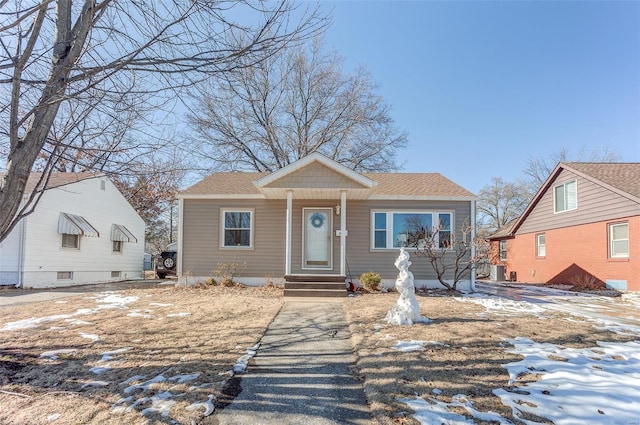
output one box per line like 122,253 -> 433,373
213,300 -> 372,425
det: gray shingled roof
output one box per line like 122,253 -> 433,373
564,162 -> 640,199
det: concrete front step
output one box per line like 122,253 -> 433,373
284,274 -> 346,283
285,282 -> 346,290
284,288 -> 347,297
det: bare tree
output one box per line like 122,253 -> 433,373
0,0 -> 326,244
414,218 -> 478,291
476,177 -> 531,235
525,145 -> 619,187
187,36 -> 408,173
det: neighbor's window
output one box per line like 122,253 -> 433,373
57,271 -> 73,280
222,209 -> 253,248
609,222 -> 629,258
371,211 -> 452,249
554,180 -> 577,213
499,240 -> 507,261
112,240 -> 123,253
61,233 -> 79,249
536,233 -> 546,257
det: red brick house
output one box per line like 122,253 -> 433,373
489,162 -> 639,291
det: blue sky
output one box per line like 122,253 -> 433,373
321,1 -> 640,193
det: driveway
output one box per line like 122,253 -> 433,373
476,281 -> 640,332
0,279 -> 173,307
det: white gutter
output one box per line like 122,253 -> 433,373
177,198 -> 184,283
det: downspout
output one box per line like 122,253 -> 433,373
177,198 -> 184,284
17,216 -> 26,288
470,199 -> 477,292
285,190 -> 292,276
340,190 -> 347,276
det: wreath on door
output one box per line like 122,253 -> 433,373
310,213 -> 325,228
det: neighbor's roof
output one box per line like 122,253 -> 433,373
563,162 -> 640,199
180,171 -> 475,198
488,218 -> 519,240
24,172 -> 100,194
504,162 -> 640,237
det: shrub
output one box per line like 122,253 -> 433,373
205,277 -> 218,286
359,272 -> 381,292
213,261 -> 246,287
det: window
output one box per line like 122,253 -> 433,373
57,271 -> 73,280
112,240 -> 123,253
221,209 -> 253,248
499,240 -> 507,261
111,271 -> 121,278
609,222 -> 629,258
554,180 -> 577,213
61,233 -> 79,249
371,211 -> 453,249
536,233 -> 546,257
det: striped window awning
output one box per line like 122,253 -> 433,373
111,224 -> 137,243
58,213 -> 100,237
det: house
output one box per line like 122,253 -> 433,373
489,162 -> 639,291
176,153 -> 477,294
0,173 -> 145,288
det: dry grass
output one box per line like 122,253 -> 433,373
1,286 -> 636,424
0,285 -> 283,425
344,291 -> 637,424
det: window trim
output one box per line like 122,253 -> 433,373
553,180 -> 577,214
536,233 -> 546,258
220,208 -> 254,249
370,210 -> 454,250
609,222 -> 629,259
61,233 -> 80,250
57,271 -> 73,280
112,240 -> 123,253
499,239 -> 507,261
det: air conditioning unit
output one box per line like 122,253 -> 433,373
490,265 -> 506,282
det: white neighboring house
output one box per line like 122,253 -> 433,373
0,172 -> 145,288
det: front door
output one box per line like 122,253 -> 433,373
303,208 -> 332,269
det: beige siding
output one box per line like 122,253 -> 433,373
182,198 -> 473,283
182,199 -> 286,277
518,169 -> 640,235
345,200 -> 473,281
264,162 -> 365,189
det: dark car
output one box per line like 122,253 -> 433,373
156,251 -> 177,279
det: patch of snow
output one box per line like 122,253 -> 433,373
495,337 -> 640,425
79,332 -> 99,342
186,394 -> 215,417
1,315 -> 72,331
140,391 -> 176,417
392,340 -> 425,352
167,312 -> 191,317
127,310 -> 154,318
47,413 -> 61,422
456,294 -> 547,318
168,373 -> 200,384
95,293 -> 139,308
89,365 -> 111,374
233,344 -> 260,373
40,349 -> 77,360
400,394 -> 513,425
124,374 -> 166,394
99,347 -> 132,362
120,375 -> 146,386
112,396 -> 135,414
54,300 -> 67,304
149,302 -> 172,307
80,380 -> 110,389
399,397 -> 475,425
65,318 -> 92,326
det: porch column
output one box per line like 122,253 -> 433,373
340,190 -> 347,276
285,190 -> 293,276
